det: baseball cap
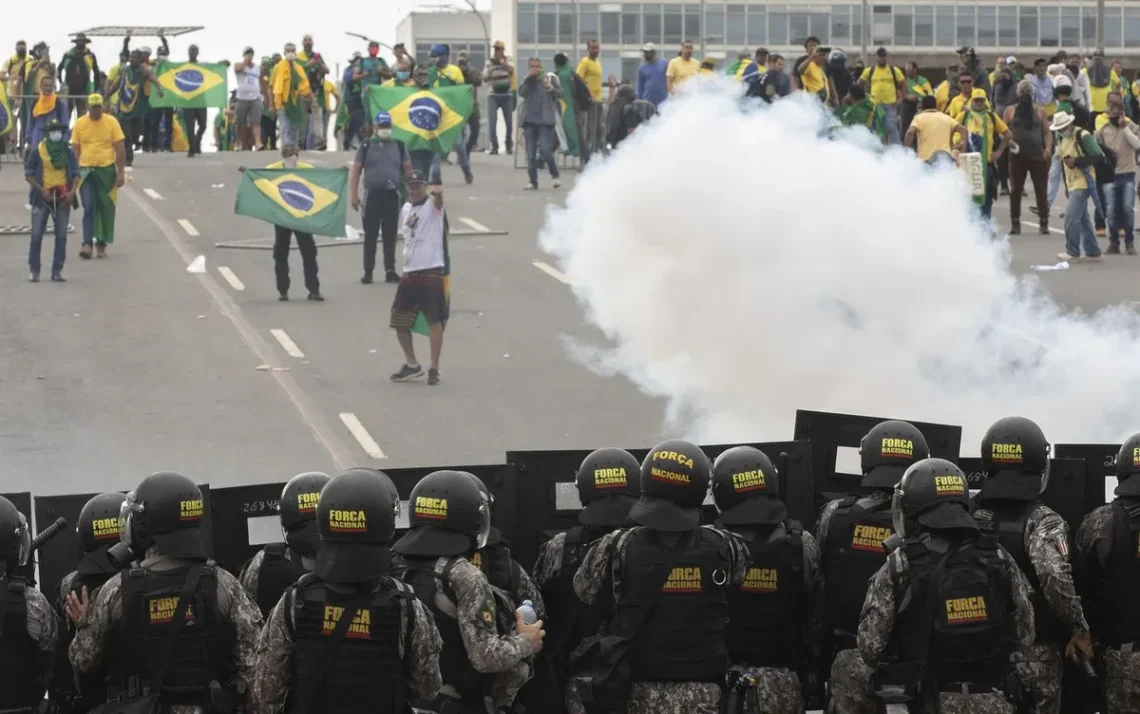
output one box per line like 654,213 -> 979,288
87,93 -> 103,107
971,87 -> 988,100
642,42 -> 656,52
406,170 -> 427,184
457,50 -> 470,61
493,40 -> 505,50
374,111 -> 392,127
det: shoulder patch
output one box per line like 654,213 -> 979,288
478,598 -> 496,629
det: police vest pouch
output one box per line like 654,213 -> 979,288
293,589 -> 374,714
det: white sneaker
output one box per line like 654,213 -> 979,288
552,179 -> 562,188
523,183 -> 537,190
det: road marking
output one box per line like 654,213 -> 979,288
217,266 -> 245,292
143,188 -> 164,200
339,413 -> 387,459
532,260 -> 574,286
270,329 -> 306,358
177,219 -> 200,237
460,217 -> 491,233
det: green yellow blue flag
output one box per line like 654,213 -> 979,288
151,61 -> 229,109
366,85 -> 473,153
0,81 -> 11,137
235,168 -> 349,237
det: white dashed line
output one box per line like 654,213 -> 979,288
532,261 -> 574,286
270,328 -> 306,358
177,219 -> 200,237
217,266 -> 245,292
339,413 -> 387,459
460,217 -> 491,233
143,188 -> 163,200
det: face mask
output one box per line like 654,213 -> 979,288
285,52 -> 296,62
1111,116 -> 1122,126
48,131 -> 62,142
396,70 -> 410,81
284,156 -> 298,168
369,48 -> 379,57
375,128 -> 392,140
17,49 -> 25,57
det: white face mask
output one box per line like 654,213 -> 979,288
375,128 -> 392,140
283,155 -> 298,168
284,51 -> 297,62
48,131 -> 62,142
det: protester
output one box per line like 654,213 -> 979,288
149,41 -> 174,152
351,112 -> 411,285
356,41 -> 387,92
1029,58 -> 1057,117
24,117 -> 77,282
900,61 -> 932,137
758,55 -> 791,100
859,48 -> 904,144
175,44 -> 210,157
637,43 -> 668,108
457,51 -> 482,153
28,73 -> 68,152
390,171 -> 449,386
1037,78 -> 1090,222
827,49 -> 852,104
796,39 -> 836,107
260,56 -> 278,150
298,38 -> 328,151
726,47 -> 756,83
519,58 -> 562,191
233,48 -> 263,151
557,52 -> 591,163
576,39 -> 604,158
1094,98 -> 1140,254
666,41 -> 700,96
1066,53 -> 1092,109
271,43 -> 313,148
960,46 -> 992,97
955,89 -> 1011,221
405,65 -> 436,181
340,52 -> 365,150
70,94 -> 124,260
1085,50 -> 1122,125
484,41 -> 516,155
428,45 -> 473,184
1003,80 -> 1053,235
904,95 -> 966,163
58,34 -> 99,119
1052,110 -> 1104,262
837,83 -> 887,143
104,49 -> 160,166
991,66 -> 1019,194
606,81 -> 656,148
4,41 -> 32,148
261,144 -> 322,301
215,98 -> 237,151
944,70 -> 975,118
320,76 -> 337,145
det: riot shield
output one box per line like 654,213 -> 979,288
2,492 -> 36,581
959,457 -> 1087,534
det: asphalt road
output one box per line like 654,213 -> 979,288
1,148 -> 1137,495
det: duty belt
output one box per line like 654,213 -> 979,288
937,679 -> 1003,695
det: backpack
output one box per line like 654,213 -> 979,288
570,72 -> 593,113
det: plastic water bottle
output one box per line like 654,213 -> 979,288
516,599 -> 537,625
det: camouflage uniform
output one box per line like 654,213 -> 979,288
236,548 -> 314,605
474,546 -> 547,619
532,531 -> 572,587
69,547 -> 264,714
857,538 -> 1037,714
572,525 -> 750,714
249,578 -> 442,713
1076,504 -> 1140,714
4,580 -> 61,689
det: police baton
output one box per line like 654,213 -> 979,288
31,517 -> 68,553
1075,649 -> 1097,680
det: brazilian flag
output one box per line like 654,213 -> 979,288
235,168 -> 349,237
0,81 -> 11,138
366,85 -> 473,153
151,61 -> 229,109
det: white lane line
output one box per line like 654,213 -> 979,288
143,188 -> 164,200
270,328 -> 306,358
177,219 -> 200,237
460,217 -> 491,233
532,260 -> 574,286
217,266 -> 245,292
339,413 -> 387,459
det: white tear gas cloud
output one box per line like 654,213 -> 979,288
539,83 -> 1140,451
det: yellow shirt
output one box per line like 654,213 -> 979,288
576,57 -> 603,101
1083,68 -> 1122,113
911,110 -> 959,161
800,61 -> 828,98
945,93 -> 968,119
954,109 -> 1008,157
265,160 -> 314,169
381,78 -> 417,88
321,79 -> 338,110
271,59 -> 312,108
431,64 -> 465,87
861,65 -> 903,104
1095,113 -> 1133,130
666,57 -> 701,92
1059,132 -> 1090,191
71,114 -> 125,168
38,142 -> 69,190
934,81 -> 951,112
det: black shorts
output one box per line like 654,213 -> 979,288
390,268 -> 449,329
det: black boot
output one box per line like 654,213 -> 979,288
1009,219 -> 1021,235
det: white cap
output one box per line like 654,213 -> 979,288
1006,55 -> 1017,64
642,42 -> 656,52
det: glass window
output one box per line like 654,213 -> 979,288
852,4 -> 864,48
1125,7 -> 1140,48
664,5 -> 683,44
872,5 -> 892,45
600,51 -> 620,78
580,4 -> 600,44
559,4 -> 577,45
643,4 -> 662,43
894,5 -> 913,46
915,6 -> 933,46
706,6 -> 726,45
956,6 -> 975,47
685,5 -> 701,43
469,44 -> 487,71
832,5 -> 851,43
998,6 -> 1016,46
1082,5 -> 1096,49
1061,6 -> 1080,47
790,10 -> 809,45
518,3 -> 537,44
538,5 -> 558,43
747,5 -> 766,45
1018,6 -> 1037,47
622,57 -> 640,84
727,4 -> 746,45
601,10 -> 621,43
416,44 -> 432,65
810,9 -> 830,42
1040,6 -> 1059,47
977,6 -> 995,47
1106,6 -> 1122,49
622,5 -> 641,44
768,5 -> 788,45
935,6 -> 954,46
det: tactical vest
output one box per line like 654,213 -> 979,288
727,522 -> 806,669
255,544 -> 307,618
619,527 -> 731,682
115,562 -> 230,704
287,574 -> 406,714
822,496 -> 895,638
543,527 -> 607,660
1100,499 -> 1140,646
472,541 -> 519,599
889,537 -> 1015,685
52,570 -> 115,712
971,501 -> 1061,643
0,576 -> 43,709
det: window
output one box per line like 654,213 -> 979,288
768,5 -> 788,45
956,6 -> 975,47
914,5 -> 933,46
1106,6 -> 1122,49
1018,6 -> 1037,47
1061,6 -> 1080,47
538,4 -> 558,43
622,5 -> 641,44
643,4 -> 662,43
872,5 -> 892,45
559,3 -> 577,45
810,8 -> 830,42
706,5 -> 726,45
685,5 -> 701,43
935,6 -> 954,46
894,5 -> 913,45
977,6 -> 995,47
998,6 -> 1016,46
580,4 -> 600,45
1081,5 -> 1096,49
727,4 -> 746,45
832,5 -> 851,43
601,9 -> 621,43
622,57 -> 640,84
415,44 -> 432,65
1040,6 -> 1059,47
1125,7 -> 1140,48
600,51 -> 620,78
852,5 -> 864,48
790,10 -> 809,45
518,3 -> 537,44
469,44 -> 487,71
664,5 -> 683,44
746,5 -> 766,45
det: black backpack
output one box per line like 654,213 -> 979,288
570,72 -> 593,113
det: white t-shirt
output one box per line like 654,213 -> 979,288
400,199 -> 446,272
235,64 -> 261,101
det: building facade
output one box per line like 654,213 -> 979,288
396,10 -> 493,70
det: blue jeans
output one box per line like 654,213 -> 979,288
488,94 -> 513,151
430,126 -> 472,183
303,105 -> 324,149
1107,173 -> 1136,245
524,123 -> 558,186
882,103 -> 900,144
1064,188 -> 1102,257
277,109 -> 298,146
29,201 -> 68,274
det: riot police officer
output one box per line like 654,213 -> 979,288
1075,433 -> 1140,714
573,439 -> 749,714
816,420 -> 930,714
711,446 -> 824,714
238,471 -> 330,618
249,468 -> 443,713
467,475 -> 546,618
971,416 -> 1092,714
859,458 -> 1035,714
395,470 -> 545,713
0,495 -> 61,714
69,472 -> 263,714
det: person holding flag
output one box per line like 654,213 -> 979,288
427,44 -> 473,185
954,88 -> 1012,222
104,49 -> 160,165
726,48 -> 758,83
70,94 -> 125,260
58,33 -> 100,119
24,117 -> 78,282
837,83 -> 888,143
271,43 -> 314,148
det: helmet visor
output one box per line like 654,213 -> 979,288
891,485 -> 907,538
475,501 -> 492,550
16,513 -> 30,567
119,491 -> 142,548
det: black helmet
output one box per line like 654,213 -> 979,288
279,471 -> 331,556
0,496 -> 31,572
121,472 -> 206,559
711,446 -> 786,526
337,468 -> 402,522
860,420 -> 931,489
1114,434 -> 1140,497
629,439 -> 711,531
576,448 -> 640,527
891,458 -> 978,538
978,416 -> 1050,502
393,470 -> 491,557
314,469 -> 398,583
78,492 -> 127,553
